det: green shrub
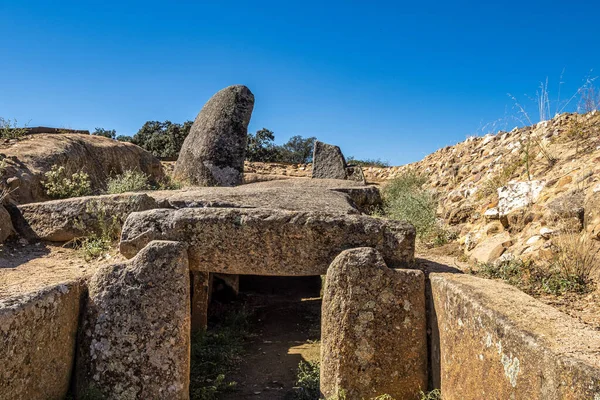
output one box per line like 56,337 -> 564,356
43,165 -> 92,199
473,253 -> 595,296
420,389 -> 442,400
158,175 -> 183,190
287,361 -> 320,400
0,117 -> 27,140
382,171 -> 437,239
73,202 -> 120,261
190,308 -> 250,400
106,170 -> 150,194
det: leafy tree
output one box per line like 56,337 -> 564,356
116,135 -> 132,142
246,128 -> 280,162
278,135 -> 316,164
131,120 -> 193,158
92,127 -> 116,139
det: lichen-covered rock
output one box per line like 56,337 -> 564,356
498,180 -> 545,216
120,208 -> 415,275
0,133 -> 164,204
8,192 -> 158,242
0,205 -> 14,243
0,281 -> 83,400
321,248 -> 427,399
429,273 -> 600,399
312,141 -> 348,180
174,85 -> 254,186
76,241 -> 190,400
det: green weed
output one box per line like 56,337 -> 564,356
43,165 -> 92,199
106,170 -> 150,194
190,308 -> 251,400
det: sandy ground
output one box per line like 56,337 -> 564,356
219,280 -> 322,400
0,241 -> 122,300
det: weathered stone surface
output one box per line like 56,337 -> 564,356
174,85 -> 254,186
76,241 -> 190,400
120,208 -> 415,275
0,133 -> 164,204
321,248 -> 427,399
0,204 -> 14,243
0,281 -> 82,400
312,141 -> 348,180
8,192 -> 158,242
241,178 -> 381,211
151,185 -> 361,215
429,273 -> 600,399
497,180 -> 545,216
468,231 -> 511,264
191,271 -> 210,332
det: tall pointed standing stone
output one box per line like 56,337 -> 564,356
174,85 -> 254,186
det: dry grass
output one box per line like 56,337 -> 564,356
551,232 -> 599,289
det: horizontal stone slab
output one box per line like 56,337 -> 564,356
0,281 -> 83,400
150,178 -> 382,214
120,208 -> 415,275
8,193 -> 158,242
429,273 -> 600,399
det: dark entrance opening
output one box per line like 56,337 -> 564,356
206,275 -> 322,400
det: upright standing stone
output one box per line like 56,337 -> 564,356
312,141 -> 348,180
174,85 -> 254,186
76,241 -> 190,400
321,247 -> 427,400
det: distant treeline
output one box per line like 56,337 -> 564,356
93,123 -> 316,164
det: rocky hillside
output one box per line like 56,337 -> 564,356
393,111 -> 600,267
243,112 -> 600,270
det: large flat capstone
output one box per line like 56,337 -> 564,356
0,281 -> 83,400
321,248 -> 427,399
429,273 -> 600,400
120,208 -> 415,275
76,241 -> 190,400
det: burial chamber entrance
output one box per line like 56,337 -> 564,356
199,274 -> 323,400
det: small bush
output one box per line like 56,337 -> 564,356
382,171 -> 437,239
287,361 -> 320,400
158,175 -> 183,190
106,170 -> 150,194
550,233 -> 599,292
0,117 -> 28,140
420,389 -> 443,400
190,308 -> 250,400
43,165 -> 92,199
474,251 -> 596,296
73,202 -> 120,261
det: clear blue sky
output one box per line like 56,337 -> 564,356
1,1 -> 599,165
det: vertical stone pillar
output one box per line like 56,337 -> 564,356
321,247 -> 427,400
191,271 -> 210,332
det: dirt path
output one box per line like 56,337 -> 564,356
220,288 -> 321,400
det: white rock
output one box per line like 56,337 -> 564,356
526,235 -> 542,245
497,180 -> 545,216
484,208 -> 500,219
540,227 -> 554,239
